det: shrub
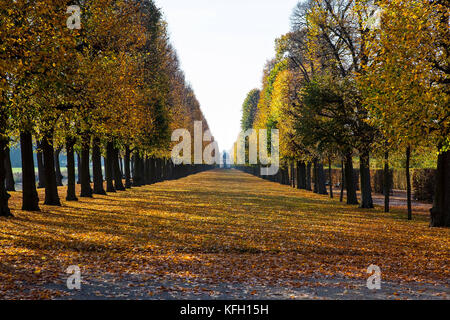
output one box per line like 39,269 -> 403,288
373,169 -> 393,195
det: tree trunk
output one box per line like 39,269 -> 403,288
66,137 -> 78,201
316,160 -> 328,195
297,161 -> 306,189
54,146 -> 63,187
124,146 -> 132,189
359,151 -> 374,209
345,153 -> 358,205
290,161 -> 295,188
76,152 -> 82,184
113,146 -> 125,191
313,160 -> 318,193
119,157 -> 123,177
406,146 -> 412,220
80,133 -> 93,198
140,156 -> 146,183
20,131 -> 40,210
150,157 -> 157,183
132,152 -> 142,187
305,162 -> 312,191
340,160 -> 345,202
36,140 -> 45,188
329,158 -> 333,199
0,137 -> 12,217
430,148 -> 450,227
384,151 -> 390,213
105,142 -> 116,192
156,158 -> 162,182
92,137 -> 106,195
143,157 -> 150,185
42,131 -> 61,206
5,146 -> 15,191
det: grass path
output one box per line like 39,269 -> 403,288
0,169 -> 448,299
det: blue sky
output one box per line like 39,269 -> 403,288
154,0 -> 300,151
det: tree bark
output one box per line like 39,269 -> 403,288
406,146 -> 412,220
329,158 -> 333,199
4,146 -> 15,191
290,161 -> 295,188
151,157 -> 157,183
119,157 -> 123,178
54,146 -> 63,187
42,131 -> 61,206
124,146 -> 132,189
345,153 -> 358,205
430,148 -> 450,227
340,160 -> 345,202
313,160 -> 318,193
105,142 -> 116,192
143,157 -> 150,185
92,137 -> 106,195
20,131 -> 40,210
80,133 -> 93,198
359,151 -> 374,209
296,161 -> 306,189
76,152 -> 81,184
65,137 -> 78,201
384,151 -> 390,213
113,146 -> 125,191
132,153 -> 142,187
316,160 -> 328,195
36,140 -> 45,188
305,162 -> 312,191
0,137 -> 12,217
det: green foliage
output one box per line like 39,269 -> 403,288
241,89 -> 260,131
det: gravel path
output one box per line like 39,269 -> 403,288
39,272 -> 448,300
333,188 -> 432,211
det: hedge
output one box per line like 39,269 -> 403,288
325,168 -> 436,203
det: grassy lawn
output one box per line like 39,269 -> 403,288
0,169 -> 448,299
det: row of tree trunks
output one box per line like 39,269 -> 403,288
238,155 -> 373,210
1,128 -> 205,215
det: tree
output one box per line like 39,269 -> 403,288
363,0 -> 449,226
241,89 -> 260,131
